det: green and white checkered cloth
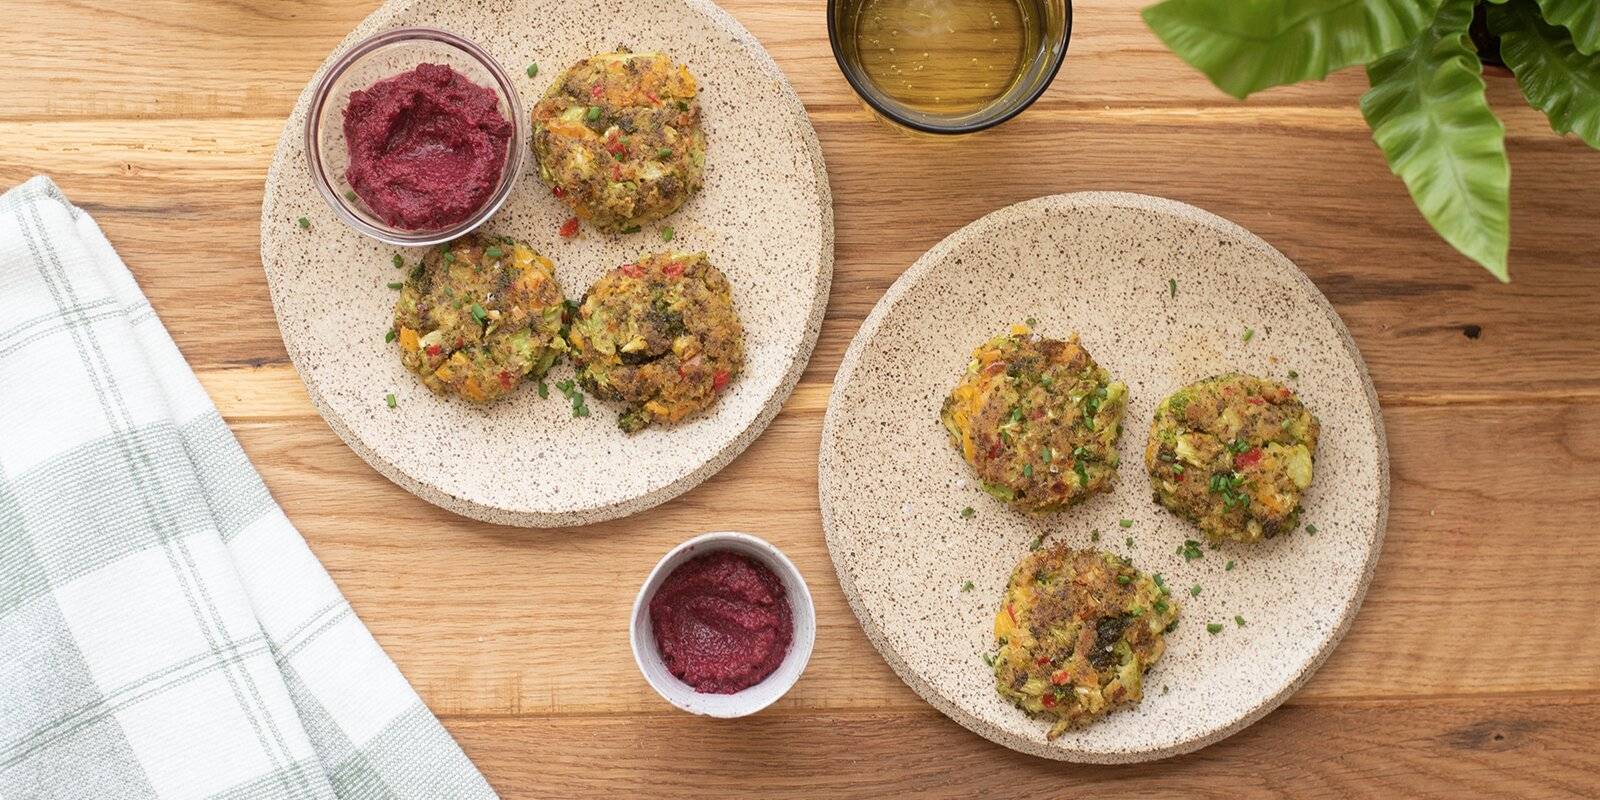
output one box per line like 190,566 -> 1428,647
0,177 -> 497,799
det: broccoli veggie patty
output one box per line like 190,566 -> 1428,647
532,49 -> 705,233
993,546 -> 1178,738
940,326 -> 1128,514
567,251 -> 743,432
1145,373 -> 1320,543
392,234 -> 566,403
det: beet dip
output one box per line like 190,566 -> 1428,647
649,550 -> 793,694
342,63 -> 511,230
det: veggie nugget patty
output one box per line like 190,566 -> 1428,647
532,49 -> 705,233
1145,373 -> 1320,543
393,234 -> 566,403
940,326 -> 1128,513
993,546 -> 1178,738
567,251 -> 743,432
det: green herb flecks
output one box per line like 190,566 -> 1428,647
1235,615 -> 1247,627
1028,533 -> 1045,552
386,281 -> 402,290
526,63 -> 539,78
1306,523 -> 1319,535
537,380 -> 549,399
1207,622 -> 1224,634
1169,278 -> 1177,298
1242,327 -> 1255,342
384,393 -> 396,409
470,303 -> 488,325
960,506 -> 975,519
485,246 -> 504,260
1119,518 -> 1134,528
296,216 -> 310,230
660,226 -> 675,242
384,329 -> 396,344
1225,559 -> 1236,571
586,105 -> 601,121
392,254 -> 404,269
961,580 -> 975,592
1179,539 -> 1204,562
1189,584 -> 1202,597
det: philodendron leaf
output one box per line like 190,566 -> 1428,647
1361,0 -> 1510,280
1142,0 -> 1440,99
1536,0 -> 1600,55
1490,0 -> 1600,148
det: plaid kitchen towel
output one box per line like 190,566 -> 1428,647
0,177 -> 497,800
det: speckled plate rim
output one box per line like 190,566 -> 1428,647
259,0 -> 833,527
818,192 -> 1389,763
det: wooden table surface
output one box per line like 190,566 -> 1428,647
7,1 -> 1599,796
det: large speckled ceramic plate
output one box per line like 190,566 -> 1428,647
820,193 -> 1387,762
260,0 -> 831,526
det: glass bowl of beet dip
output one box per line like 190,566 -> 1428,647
631,532 -> 816,718
304,27 -> 525,247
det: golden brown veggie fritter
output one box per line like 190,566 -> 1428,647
993,546 -> 1178,738
532,49 -> 705,233
392,234 -> 567,403
940,325 -> 1128,514
1145,373 -> 1320,543
566,251 -> 743,432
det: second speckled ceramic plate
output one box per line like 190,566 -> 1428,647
820,193 -> 1387,762
260,0 -> 831,526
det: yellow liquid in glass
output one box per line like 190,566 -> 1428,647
850,0 -> 1037,116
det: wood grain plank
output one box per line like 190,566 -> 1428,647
444,700 -> 1600,798
3,117 -> 1597,399
194,365 -> 1600,714
8,0 -> 1559,122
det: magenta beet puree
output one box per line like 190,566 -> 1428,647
342,63 -> 511,230
648,551 -> 793,694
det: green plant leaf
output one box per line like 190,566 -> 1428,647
1142,0 -> 1441,99
1361,0 -> 1510,280
1535,0 -> 1600,55
1490,0 -> 1600,148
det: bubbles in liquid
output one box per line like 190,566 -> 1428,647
850,0 -> 1034,116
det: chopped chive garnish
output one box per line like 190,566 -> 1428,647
384,393 -> 396,409
392,254 -> 404,269
660,226 -> 675,242
961,580 -> 975,592
960,506 -> 975,519
1041,446 -> 1052,463
1235,615 -> 1246,627
675,100 -> 689,111
537,381 -> 549,398
1306,523 -> 1319,535
526,63 -> 539,77
1189,584 -> 1202,597
470,303 -> 487,324
982,651 -> 996,667
1242,327 -> 1255,342
1169,278 -> 1177,298
384,329 -> 396,343
1025,316 -> 1037,327
386,281 -> 402,290
1022,463 -> 1034,478
296,216 -> 310,230
1287,369 -> 1299,379
1119,518 -> 1134,528
1029,533 -> 1045,551
1179,539 -> 1204,561
1207,622 -> 1223,634
1225,559 -> 1236,571
657,147 -> 673,159
344,190 -> 358,202
1116,575 -> 1132,585
621,225 -> 641,234
485,246 -> 504,259
1090,529 -> 1100,542
1125,535 -> 1134,548
586,105 -> 601,121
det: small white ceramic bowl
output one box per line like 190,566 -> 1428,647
630,531 -> 815,718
